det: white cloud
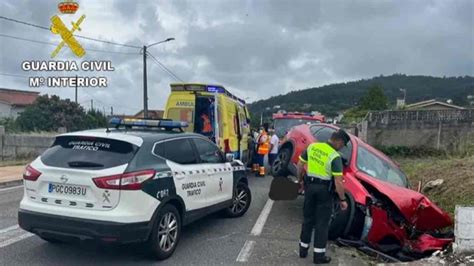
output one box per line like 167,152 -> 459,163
0,0 -> 472,114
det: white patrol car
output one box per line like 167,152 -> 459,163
18,118 -> 251,260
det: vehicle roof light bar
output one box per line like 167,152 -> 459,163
109,117 -> 188,129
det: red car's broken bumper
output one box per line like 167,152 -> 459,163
367,205 -> 453,253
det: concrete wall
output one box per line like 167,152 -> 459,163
0,127 -> 55,161
455,206 -> 474,254
358,110 -> 474,152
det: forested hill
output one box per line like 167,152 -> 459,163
248,74 -> 473,118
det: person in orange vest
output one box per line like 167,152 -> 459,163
198,110 -> 213,137
256,123 -> 270,177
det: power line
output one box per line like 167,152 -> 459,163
0,15 -> 141,49
0,73 -> 29,78
0,16 -> 49,30
146,52 -> 184,82
79,89 -> 138,112
0,33 -> 139,55
74,34 -> 141,49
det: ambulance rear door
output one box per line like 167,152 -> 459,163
164,92 -> 195,132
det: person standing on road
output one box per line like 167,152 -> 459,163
255,123 -> 270,177
251,128 -> 259,172
297,130 -> 350,264
268,127 -> 279,168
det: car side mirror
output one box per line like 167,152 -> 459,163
225,153 -> 235,162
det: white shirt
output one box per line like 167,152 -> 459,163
270,134 -> 279,154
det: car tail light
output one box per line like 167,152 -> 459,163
120,170 -> 156,190
224,139 -> 231,153
23,165 -> 41,181
93,170 -> 156,190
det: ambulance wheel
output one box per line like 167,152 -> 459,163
224,182 -> 251,217
148,204 -> 181,260
272,147 -> 291,177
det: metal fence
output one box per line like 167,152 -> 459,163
367,109 -> 473,123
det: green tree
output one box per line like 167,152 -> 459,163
16,95 -> 88,132
85,109 -> 107,129
358,85 -> 388,110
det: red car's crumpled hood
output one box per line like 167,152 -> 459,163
356,172 -> 452,231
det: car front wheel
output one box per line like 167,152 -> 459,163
224,182 -> 251,217
148,204 -> 181,260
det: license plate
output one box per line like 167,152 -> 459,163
48,183 -> 87,196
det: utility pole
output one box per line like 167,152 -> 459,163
143,45 -> 148,119
75,75 -> 78,103
91,99 -> 94,111
110,106 -> 113,116
142,38 -> 175,120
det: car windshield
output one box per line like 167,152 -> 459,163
274,118 -> 317,137
356,145 -> 408,187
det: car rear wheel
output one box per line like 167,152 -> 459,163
271,147 -> 291,177
148,204 -> 181,260
224,182 -> 251,217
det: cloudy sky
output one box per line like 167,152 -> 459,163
0,0 -> 473,114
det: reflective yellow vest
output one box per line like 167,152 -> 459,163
304,142 -> 341,180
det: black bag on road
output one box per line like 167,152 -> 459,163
268,176 -> 299,201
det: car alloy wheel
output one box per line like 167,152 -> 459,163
273,153 -> 286,173
231,186 -> 249,215
272,147 -> 291,176
157,212 -> 178,252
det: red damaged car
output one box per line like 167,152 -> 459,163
271,123 -> 453,259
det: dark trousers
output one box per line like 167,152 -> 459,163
268,153 -> 277,167
300,182 -> 334,251
256,153 -> 265,166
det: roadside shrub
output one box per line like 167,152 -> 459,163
0,118 -> 21,133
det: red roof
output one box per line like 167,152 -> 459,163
0,88 -> 39,106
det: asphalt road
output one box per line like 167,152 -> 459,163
0,175 -> 371,265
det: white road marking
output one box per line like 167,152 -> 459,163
0,224 -> 33,249
236,198 -> 275,263
250,199 -> 274,236
0,232 -> 33,248
0,185 -> 23,193
236,240 -> 255,262
0,225 -> 19,234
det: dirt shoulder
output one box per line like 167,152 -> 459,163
396,156 -> 474,216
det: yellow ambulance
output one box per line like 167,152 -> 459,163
164,83 -> 251,164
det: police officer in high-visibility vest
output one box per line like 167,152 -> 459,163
297,129 -> 350,264
255,123 -> 270,177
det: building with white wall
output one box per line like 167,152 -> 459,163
0,88 -> 39,119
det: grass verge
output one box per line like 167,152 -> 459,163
396,156 -> 474,217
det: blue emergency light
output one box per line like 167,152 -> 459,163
206,85 -> 225,93
109,117 -> 188,129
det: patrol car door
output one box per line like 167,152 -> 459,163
154,138 -> 209,210
191,138 -> 233,206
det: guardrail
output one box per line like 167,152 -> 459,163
367,109 -> 473,123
